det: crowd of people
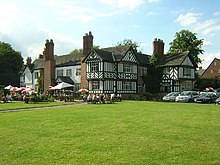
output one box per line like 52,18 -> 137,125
81,93 -> 122,104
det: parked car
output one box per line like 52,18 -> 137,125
215,97 -> 220,105
194,92 -> 219,103
175,91 -> 199,102
162,92 -> 180,102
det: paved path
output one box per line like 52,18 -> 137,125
0,102 -> 87,113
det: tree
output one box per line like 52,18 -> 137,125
143,53 -> 163,94
0,41 -> 23,86
169,29 -> 204,65
116,38 -> 142,53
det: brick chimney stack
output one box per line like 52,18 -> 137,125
44,39 -> 54,61
43,39 -> 55,93
153,38 -> 164,58
83,31 -> 93,56
26,57 -> 32,65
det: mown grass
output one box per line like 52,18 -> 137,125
0,101 -> 78,111
0,101 -> 219,164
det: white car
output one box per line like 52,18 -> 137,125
162,92 -> 180,102
175,91 -> 199,102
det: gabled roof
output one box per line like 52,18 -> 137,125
136,53 -> 150,66
56,59 -> 81,67
33,53 -> 83,70
93,49 -> 114,62
200,58 -> 220,78
19,64 -> 35,74
82,45 -> 131,63
159,51 -> 196,67
82,45 -> 149,66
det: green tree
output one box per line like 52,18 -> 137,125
116,38 -> 142,53
143,53 -> 163,94
0,42 -> 23,86
169,29 -> 204,66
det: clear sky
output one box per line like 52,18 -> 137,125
0,0 -> 220,69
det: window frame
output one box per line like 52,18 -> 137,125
90,63 -> 99,72
123,64 -> 132,73
92,81 -> 100,90
122,81 -> 132,90
66,69 -> 72,77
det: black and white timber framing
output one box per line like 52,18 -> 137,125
160,51 -> 197,92
83,46 -> 139,94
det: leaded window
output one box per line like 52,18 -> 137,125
183,67 -> 191,76
123,64 -> 132,73
57,69 -> 63,77
66,69 -> 72,77
92,81 -> 100,90
123,81 -> 131,90
91,63 -> 99,72
76,68 -> 81,76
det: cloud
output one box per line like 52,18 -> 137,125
202,25 -> 220,36
176,12 -> 201,26
148,0 -> 160,3
99,0 -> 144,11
193,19 -> 216,31
213,12 -> 220,16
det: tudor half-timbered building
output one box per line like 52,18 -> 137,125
159,51 -> 197,92
151,38 -> 197,93
82,46 -> 140,94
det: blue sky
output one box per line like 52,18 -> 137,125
0,0 -> 220,69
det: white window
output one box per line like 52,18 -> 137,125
123,64 -> 132,73
57,69 -> 63,77
211,70 -> 213,74
218,69 -> 220,74
91,63 -> 99,72
76,68 -> 81,76
66,69 -> 72,77
92,81 -> 99,90
123,81 -> 131,90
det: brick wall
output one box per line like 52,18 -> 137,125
80,58 -> 88,89
201,58 -> 220,79
43,39 -> 56,93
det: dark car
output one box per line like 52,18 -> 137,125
162,92 -> 180,102
194,92 -> 219,103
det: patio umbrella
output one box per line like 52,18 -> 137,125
10,87 -> 18,91
22,87 -> 34,93
50,82 -> 74,90
4,85 -> 13,90
78,88 -> 89,93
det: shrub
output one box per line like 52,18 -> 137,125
142,92 -> 153,100
39,94 -> 48,102
48,96 -> 55,102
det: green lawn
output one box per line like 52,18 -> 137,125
0,101 -> 78,111
0,101 -> 219,164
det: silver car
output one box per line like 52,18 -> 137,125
175,91 -> 199,102
162,92 -> 180,102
